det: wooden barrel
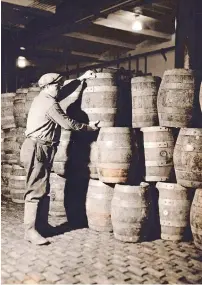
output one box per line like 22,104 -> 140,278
86,179 -> 114,232
52,129 -> 73,176
49,173 -> 66,217
157,69 -> 196,127
1,93 -> 16,129
157,182 -> 194,241
25,86 -> 40,116
1,164 -> 12,198
70,131 -> 99,179
81,73 -> 118,127
14,88 -> 27,127
3,128 -> 18,164
97,127 -> 137,183
15,127 -> 26,149
174,128 -> 202,188
141,127 -> 174,182
111,183 -> 151,242
9,165 -> 26,203
131,76 -> 161,127
190,189 -> 202,250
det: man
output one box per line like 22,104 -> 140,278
20,70 -> 99,245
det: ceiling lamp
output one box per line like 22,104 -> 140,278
132,18 -> 143,31
132,6 -> 143,31
20,47 -> 26,50
16,56 -> 27,68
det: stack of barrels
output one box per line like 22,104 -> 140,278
1,69 -> 201,249
84,69 -> 202,248
84,72 -> 152,242
1,85 -> 40,203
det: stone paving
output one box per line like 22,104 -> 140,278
1,197 -> 202,285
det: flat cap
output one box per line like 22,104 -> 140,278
38,73 -> 63,88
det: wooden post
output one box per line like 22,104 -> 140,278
175,0 -> 202,70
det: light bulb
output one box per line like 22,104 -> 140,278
16,56 -> 27,68
132,20 -> 143,31
20,47 -> 25,50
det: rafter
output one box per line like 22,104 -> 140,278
63,32 -> 137,50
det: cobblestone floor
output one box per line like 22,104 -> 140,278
1,197 -> 202,285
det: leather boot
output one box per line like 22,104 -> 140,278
24,201 -> 49,245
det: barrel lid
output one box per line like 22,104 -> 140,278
179,128 -> 202,136
131,76 -> 161,83
141,126 -> 170,132
156,182 -> 187,191
163,69 -> 194,76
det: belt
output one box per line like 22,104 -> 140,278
27,137 -> 57,147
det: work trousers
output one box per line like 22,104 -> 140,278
20,138 -> 56,202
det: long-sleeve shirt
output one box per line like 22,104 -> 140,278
25,89 -> 86,143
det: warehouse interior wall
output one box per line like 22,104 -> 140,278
66,49 -> 175,80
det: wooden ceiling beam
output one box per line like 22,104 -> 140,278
63,32 -> 137,50
71,51 -> 109,61
93,17 -> 172,40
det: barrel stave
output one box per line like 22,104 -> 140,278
157,182 -> 193,241
86,179 -> 114,232
190,189 -> 202,250
97,128 -> 137,183
174,128 -> 202,187
49,173 -> 66,217
111,183 -> 151,242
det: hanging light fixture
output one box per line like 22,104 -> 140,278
132,7 -> 143,32
16,56 -> 27,68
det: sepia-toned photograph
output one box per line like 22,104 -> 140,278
1,0 -> 202,284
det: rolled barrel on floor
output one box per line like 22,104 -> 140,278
157,69 -> 197,127
131,76 -> 161,127
157,182 -> 194,241
49,173 -> 66,217
81,73 -> 118,127
97,127 -> 138,183
190,189 -> 202,250
9,165 -> 26,203
141,127 -> 174,182
111,183 -> 151,242
174,128 -> 202,188
86,179 -> 114,232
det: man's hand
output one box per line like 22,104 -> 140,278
79,70 -> 96,81
87,120 -> 100,131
